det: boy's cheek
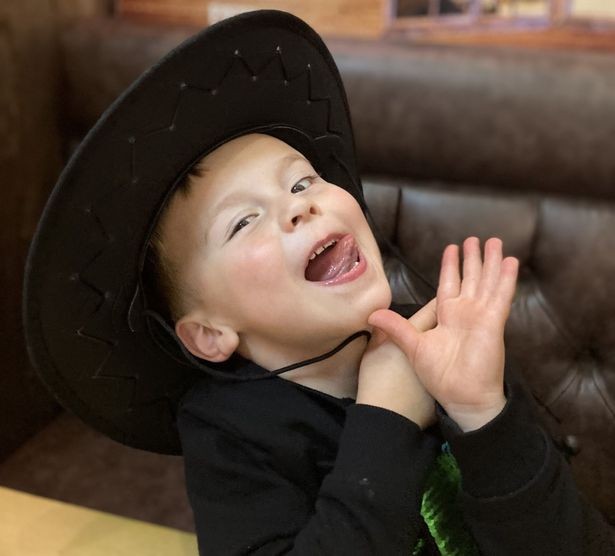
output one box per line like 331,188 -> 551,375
226,248 -> 291,295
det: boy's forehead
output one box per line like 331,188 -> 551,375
209,153 -> 310,206
198,135 -> 313,204
203,133 -> 308,178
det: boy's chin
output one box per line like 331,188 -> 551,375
359,283 -> 393,319
336,287 -> 392,332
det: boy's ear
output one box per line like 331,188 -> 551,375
175,314 -> 239,363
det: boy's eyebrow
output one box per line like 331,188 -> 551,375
207,153 -> 310,229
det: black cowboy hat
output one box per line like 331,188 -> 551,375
23,10 -> 369,455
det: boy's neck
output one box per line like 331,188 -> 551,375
240,335 -> 369,400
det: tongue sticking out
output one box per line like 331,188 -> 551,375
305,235 -> 359,282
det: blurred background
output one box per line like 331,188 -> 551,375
2,0 -> 614,542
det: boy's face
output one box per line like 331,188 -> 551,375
163,133 -> 392,365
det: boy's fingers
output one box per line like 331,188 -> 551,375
408,297 -> 437,332
495,256 -> 519,316
478,237 -> 503,300
437,244 -> 461,303
368,309 -> 420,361
460,237 -> 482,298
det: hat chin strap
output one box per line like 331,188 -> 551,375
143,309 -> 371,382
254,329 -> 372,379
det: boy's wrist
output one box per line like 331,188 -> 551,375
441,395 -> 507,432
355,392 -> 436,430
435,381 -> 548,499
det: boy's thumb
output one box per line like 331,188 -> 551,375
367,309 -> 419,360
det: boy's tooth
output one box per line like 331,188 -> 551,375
309,239 -> 338,262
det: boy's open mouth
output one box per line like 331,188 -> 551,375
304,233 -> 361,282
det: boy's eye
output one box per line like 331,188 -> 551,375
290,175 -> 316,194
228,175 -> 319,239
229,214 -> 255,238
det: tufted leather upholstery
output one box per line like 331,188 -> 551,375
57,19 -> 614,524
362,177 -> 615,523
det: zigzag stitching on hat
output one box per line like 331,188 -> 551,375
76,326 -> 120,380
85,206 -> 113,243
74,185 -> 131,319
76,326 -> 117,348
135,49 -> 288,139
132,46 -> 339,144
228,45 -> 291,82
77,45 -> 346,413
77,253 -> 109,314
142,88 -> 185,139
74,208 -> 115,312
303,61 -> 338,139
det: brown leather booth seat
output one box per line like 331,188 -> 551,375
6,18 -> 613,528
364,178 -> 615,522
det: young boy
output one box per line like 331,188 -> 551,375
24,9 -> 613,556
149,130 -> 612,555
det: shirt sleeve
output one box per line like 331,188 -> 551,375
436,360 -> 615,556
179,403 -> 441,555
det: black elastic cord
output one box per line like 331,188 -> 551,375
264,329 -> 371,378
143,309 -> 371,382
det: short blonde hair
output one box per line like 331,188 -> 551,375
146,159 -> 208,323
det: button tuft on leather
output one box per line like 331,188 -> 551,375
563,435 -> 581,455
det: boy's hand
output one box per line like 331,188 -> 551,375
357,298 -> 438,430
367,237 -> 519,432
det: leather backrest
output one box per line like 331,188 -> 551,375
363,177 -> 615,524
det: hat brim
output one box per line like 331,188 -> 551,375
23,9 -> 364,454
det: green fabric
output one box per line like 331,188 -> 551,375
413,443 -> 481,556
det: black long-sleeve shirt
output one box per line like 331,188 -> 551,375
177,303 -> 614,555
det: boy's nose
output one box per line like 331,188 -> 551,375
281,197 -> 321,230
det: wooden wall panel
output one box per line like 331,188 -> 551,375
117,0 -> 389,38
118,0 -> 208,25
